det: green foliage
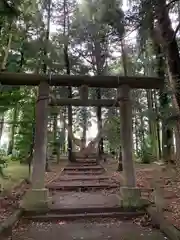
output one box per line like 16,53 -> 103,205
0,154 -> 9,178
140,145 -> 152,164
106,115 -> 121,151
14,88 -> 35,159
0,148 -> 6,156
139,135 -> 156,164
0,0 -> 178,166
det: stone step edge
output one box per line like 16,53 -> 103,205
24,211 -> 145,221
63,172 -> 105,175
47,184 -> 119,189
46,206 -> 144,214
55,178 -> 110,181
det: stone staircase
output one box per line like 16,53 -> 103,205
24,160 -> 144,221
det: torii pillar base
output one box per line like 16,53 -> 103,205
120,187 -> 142,208
21,188 -> 51,212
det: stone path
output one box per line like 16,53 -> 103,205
45,160 -> 123,217
10,219 -> 167,240
4,160 -> 169,239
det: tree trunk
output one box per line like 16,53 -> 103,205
117,150 -> 123,171
52,113 -> 58,154
81,106 -> 87,150
153,90 -> 162,159
63,46 -> 73,161
0,113 -> 4,142
134,112 -> 139,157
155,0 -> 180,110
117,40 -> 129,170
96,88 -> 103,158
144,47 -> 159,161
178,0 -> 180,22
166,63 -> 180,164
93,38 -> 104,160
67,87 -> 73,161
139,112 -> 145,150
43,0 -> 51,172
7,105 -> 18,155
146,89 -> 159,159
61,107 -> 66,154
1,23 -> 13,71
62,0 -> 74,161
0,26 -> 13,146
154,44 -> 173,162
146,90 -> 153,136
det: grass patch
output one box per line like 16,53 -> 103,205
0,162 -> 28,191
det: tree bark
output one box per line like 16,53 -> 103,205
166,63 -> 180,164
42,0 -> 51,171
96,88 -> 103,158
134,113 -> 139,156
154,90 -> 162,159
7,105 -> 18,155
1,23 -> 13,71
154,44 -> 173,162
0,113 -> 4,142
79,85 -> 88,151
155,0 -> 180,110
52,113 -> 58,154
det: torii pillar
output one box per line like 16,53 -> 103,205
22,81 -> 50,211
119,85 -> 141,207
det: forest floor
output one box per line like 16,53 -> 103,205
3,159 -> 168,240
0,162 -> 29,191
104,160 -> 180,229
0,160 -> 66,225
0,158 -> 180,238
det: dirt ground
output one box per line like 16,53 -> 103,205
0,162 -> 66,224
104,160 -> 180,229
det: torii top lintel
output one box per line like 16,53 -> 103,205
0,72 -> 164,89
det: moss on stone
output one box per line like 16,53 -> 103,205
120,187 -> 143,208
21,188 -> 51,212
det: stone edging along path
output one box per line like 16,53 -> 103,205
146,206 -> 180,240
0,208 -> 23,238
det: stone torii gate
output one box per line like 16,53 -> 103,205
0,72 -> 164,210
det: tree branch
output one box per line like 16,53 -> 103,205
174,23 -> 180,37
166,0 -> 179,9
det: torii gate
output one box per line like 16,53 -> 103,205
0,72 -> 164,210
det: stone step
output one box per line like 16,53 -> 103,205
74,153 -> 97,158
69,163 -> 98,166
75,160 -> 97,163
47,182 -> 119,191
24,211 -> 145,221
63,171 -> 104,175
65,165 -> 103,169
63,167 -> 103,171
56,176 -> 110,181
63,167 -> 104,172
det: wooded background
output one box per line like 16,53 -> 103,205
0,0 -> 180,167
